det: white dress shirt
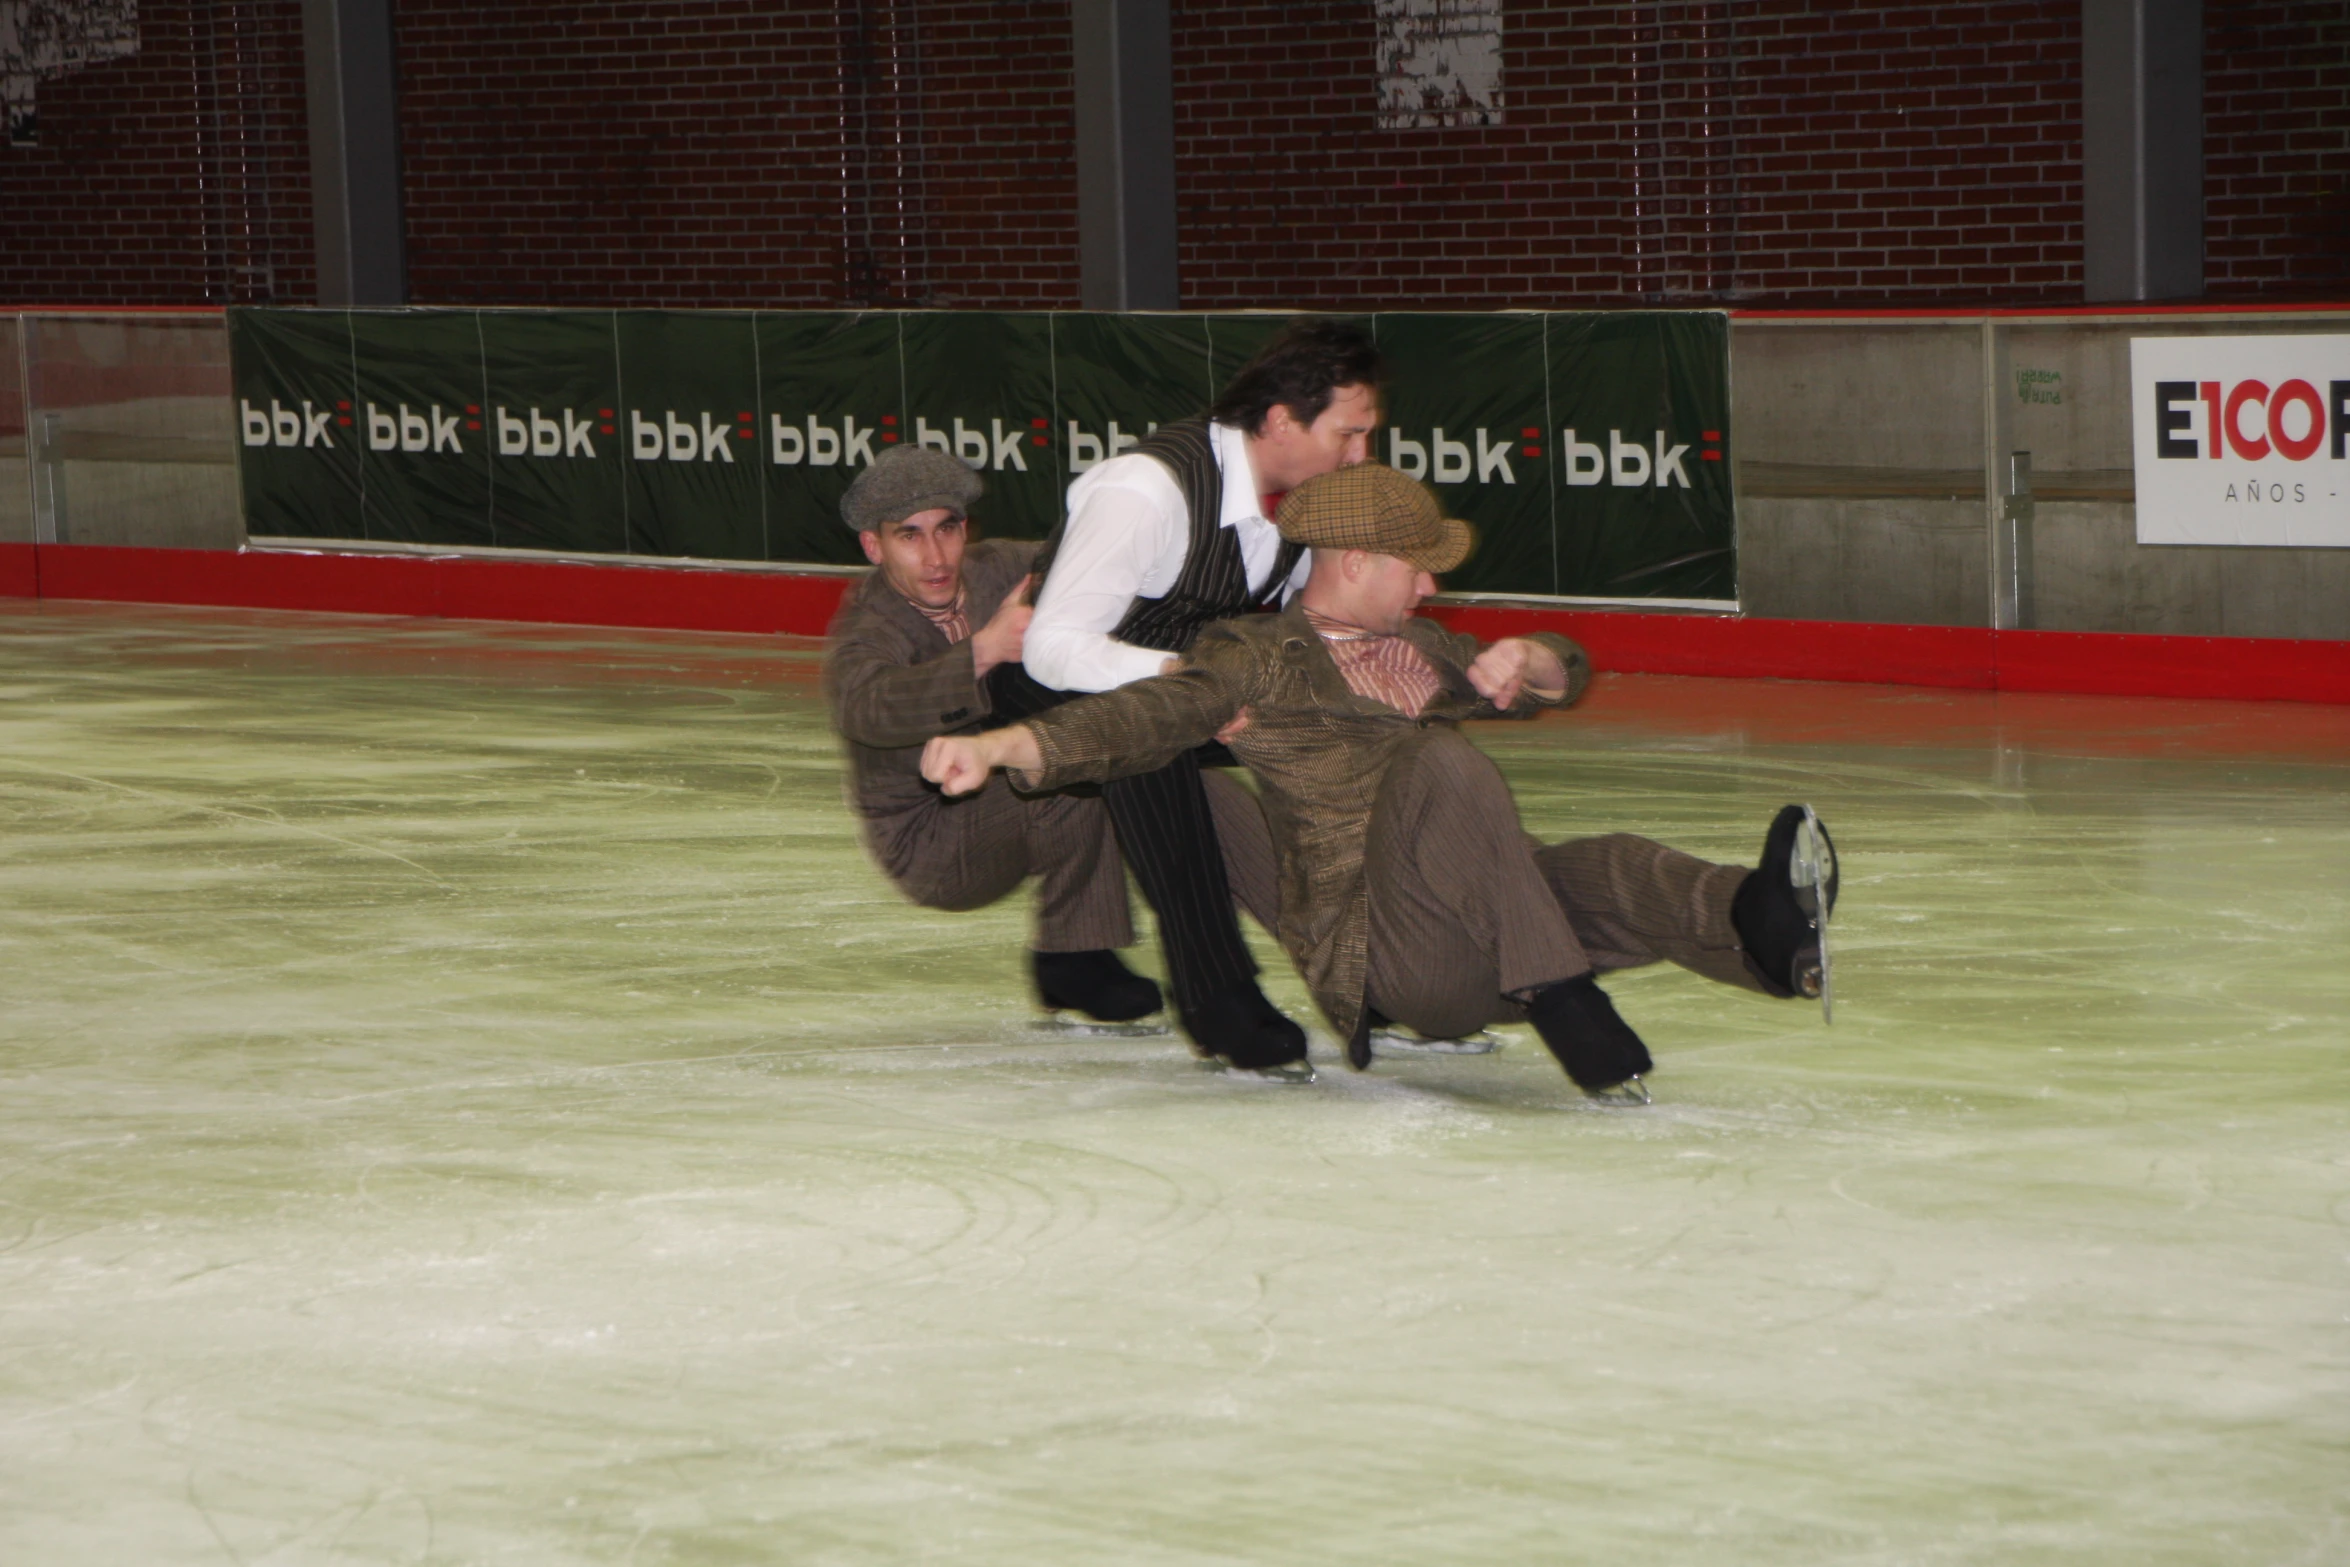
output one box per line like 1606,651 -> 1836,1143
1026,421 -> 1313,692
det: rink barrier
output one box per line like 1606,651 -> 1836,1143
3,542 -> 2346,706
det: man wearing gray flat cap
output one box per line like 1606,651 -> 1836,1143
823,445 -> 1164,1028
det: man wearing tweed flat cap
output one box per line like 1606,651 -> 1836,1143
922,463 -> 1840,1097
824,446 -> 1163,1028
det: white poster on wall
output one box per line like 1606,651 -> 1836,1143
2130,334 -> 2350,547
1376,0 -> 1502,129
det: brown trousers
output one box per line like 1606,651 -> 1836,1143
879,780 -> 1133,953
1203,730 -> 1764,1040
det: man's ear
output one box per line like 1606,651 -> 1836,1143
859,530 -> 884,566
1342,548 -> 1371,580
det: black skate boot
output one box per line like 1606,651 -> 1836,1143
1182,979 -> 1313,1083
1731,803 -> 1839,1016
1032,949 -> 1166,1036
1528,974 -> 1653,1104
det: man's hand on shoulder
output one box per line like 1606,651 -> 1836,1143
970,576 -> 1033,680
921,724 -> 1044,796
1467,637 -> 1568,711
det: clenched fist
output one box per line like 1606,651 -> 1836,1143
921,725 -> 1043,797
1466,637 -> 1567,711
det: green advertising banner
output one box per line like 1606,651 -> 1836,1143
229,308 -> 1737,603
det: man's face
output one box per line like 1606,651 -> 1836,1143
1351,550 -> 1438,634
1254,383 -> 1380,492
861,507 -> 967,609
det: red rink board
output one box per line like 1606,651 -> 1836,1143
0,543 -> 36,600
18,544 -> 855,638
4,543 -> 2346,706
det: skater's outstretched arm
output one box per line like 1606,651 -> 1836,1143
923,725 -> 1042,796
923,623 -> 1256,796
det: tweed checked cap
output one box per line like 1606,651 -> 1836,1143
1274,461 -> 1475,574
839,444 -> 984,533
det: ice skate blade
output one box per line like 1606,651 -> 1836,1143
1791,803 -> 1835,1026
1034,1014 -> 1170,1039
1370,1026 -> 1500,1056
1581,1076 -> 1651,1107
1203,1058 -> 1317,1085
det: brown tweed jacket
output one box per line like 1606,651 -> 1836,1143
823,537 -> 1038,848
1017,602 -> 1588,1043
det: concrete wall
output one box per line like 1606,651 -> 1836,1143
1733,310 -> 2350,640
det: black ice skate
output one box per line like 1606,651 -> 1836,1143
1031,949 -> 1168,1037
1527,974 -> 1653,1104
1184,981 -> 1314,1084
1731,803 -> 1840,1022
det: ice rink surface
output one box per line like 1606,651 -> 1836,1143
2,598 -> 2345,1565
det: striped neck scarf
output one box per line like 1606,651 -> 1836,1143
907,587 -> 969,645
1302,606 -> 1440,720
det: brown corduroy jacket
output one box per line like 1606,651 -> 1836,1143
1017,601 -> 1588,1045
823,538 -> 1037,876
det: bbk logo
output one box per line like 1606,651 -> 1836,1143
497,406 -> 601,459
770,414 -> 878,468
917,415 -> 1033,472
368,402 -> 464,454
2130,334 -> 2350,547
240,397 -> 337,449
634,410 -> 754,463
1555,428 -> 1700,489
1387,427 -> 1521,484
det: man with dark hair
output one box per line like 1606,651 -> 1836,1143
996,317 -> 1385,1073
825,445 -> 1162,1027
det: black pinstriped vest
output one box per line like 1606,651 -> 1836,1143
1033,417 -> 1306,656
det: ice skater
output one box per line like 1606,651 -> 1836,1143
982,316 -> 1387,1073
823,445 -> 1163,1028
922,462 -> 1839,1096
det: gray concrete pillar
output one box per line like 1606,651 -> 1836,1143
1071,0 -> 1178,311
2082,0 -> 2203,303
303,0 -> 408,307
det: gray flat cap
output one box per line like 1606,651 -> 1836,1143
840,444 -> 984,534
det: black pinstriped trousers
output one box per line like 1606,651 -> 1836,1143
985,664 -> 1258,1012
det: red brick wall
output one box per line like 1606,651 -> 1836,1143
0,0 -> 313,306
2206,0 -> 2350,299
2,1 -> 2341,310
1176,1 -> 2087,309
393,0 -> 1077,308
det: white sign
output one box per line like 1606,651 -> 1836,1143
1376,0 -> 1502,129
2130,334 -> 2350,547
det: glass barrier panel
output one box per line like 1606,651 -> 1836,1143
0,317 -> 29,545
24,314 -> 240,550
1731,321 -> 1990,627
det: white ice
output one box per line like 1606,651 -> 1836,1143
2,601 -> 2345,1564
